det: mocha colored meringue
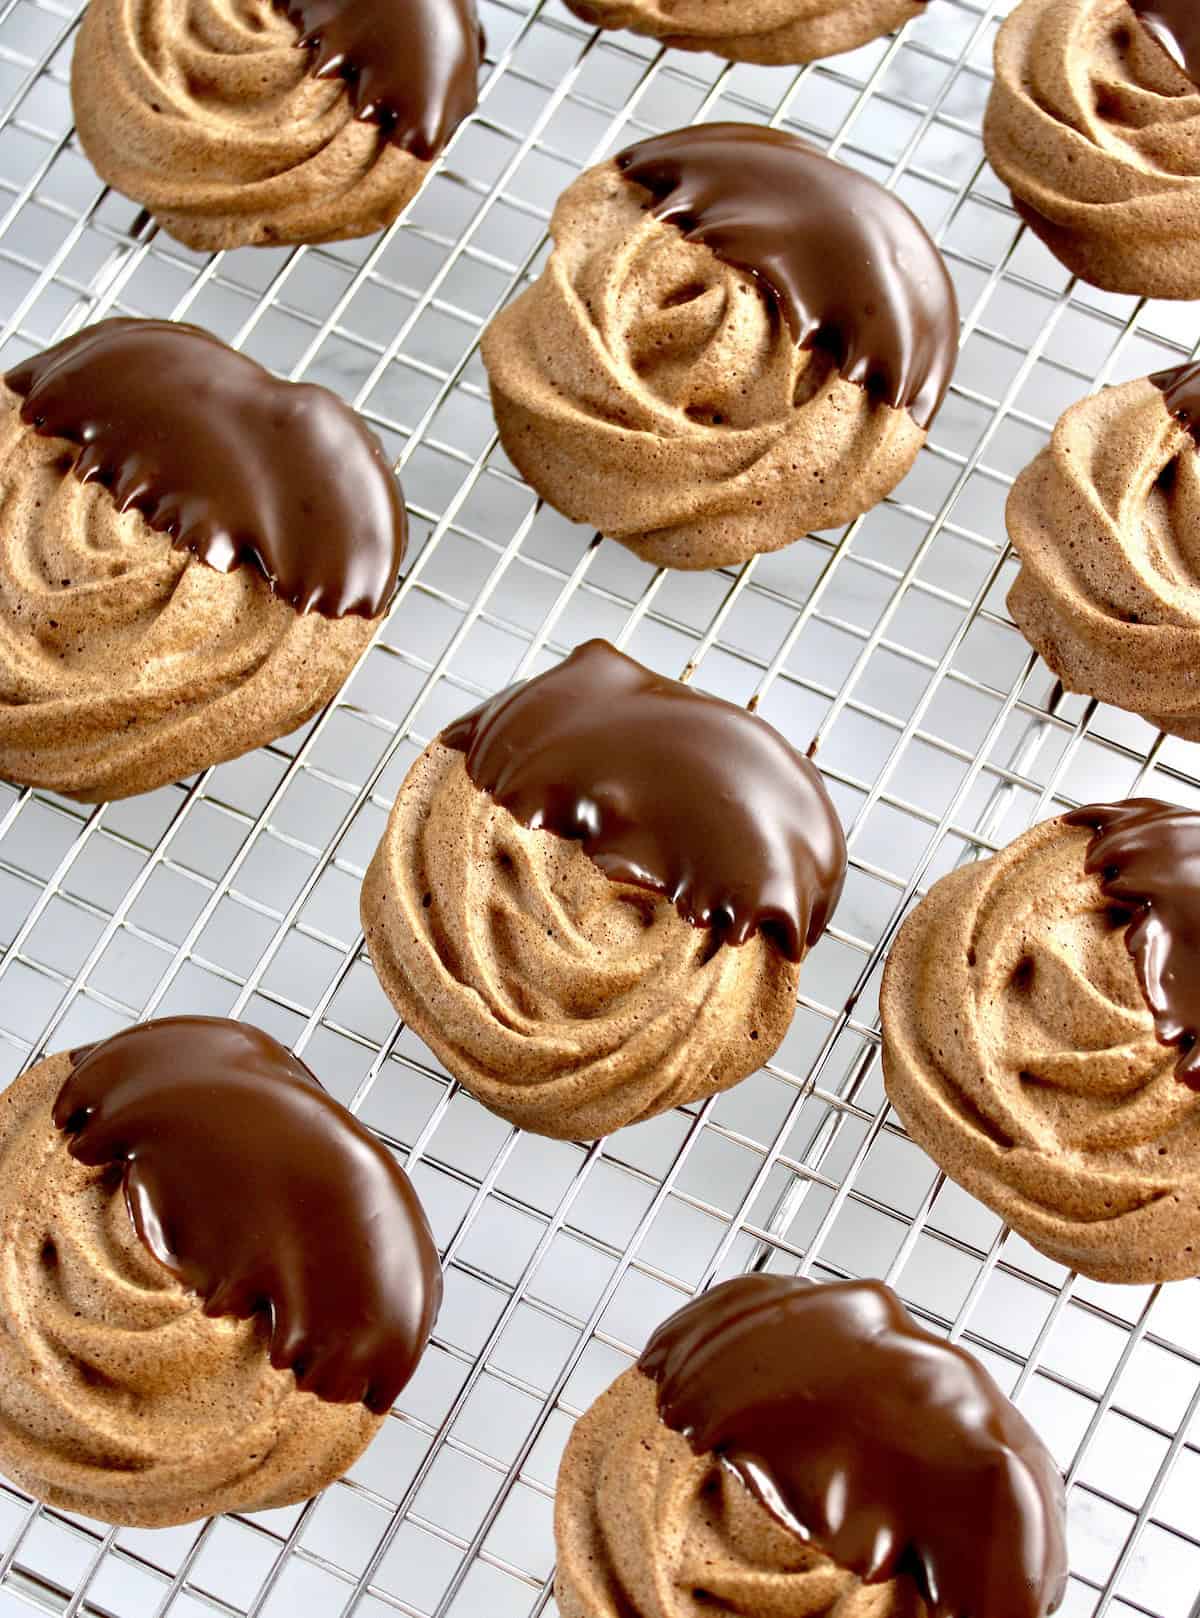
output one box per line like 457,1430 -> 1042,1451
984,0 -> 1200,298
561,0 -> 923,65
880,812 -> 1200,1283
70,0 -> 482,252
0,379 -> 376,801
361,742 -> 801,1139
0,1050 -> 381,1526
480,140 -> 947,570
1006,372 -> 1200,740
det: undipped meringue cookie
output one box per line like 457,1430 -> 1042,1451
984,0 -> 1200,297
0,1017 -> 441,1526
71,0 -> 483,251
361,640 -> 846,1139
0,318 -> 407,801
560,0 -> 924,65
556,1274 -> 1067,1618
480,123 -> 959,570
1007,361 -> 1200,740
881,801 -> 1200,1283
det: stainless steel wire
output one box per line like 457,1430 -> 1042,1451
0,0 -> 1196,1613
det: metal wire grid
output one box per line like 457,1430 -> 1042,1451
0,0 -> 1195,1613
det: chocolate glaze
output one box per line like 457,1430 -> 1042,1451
440,639 -> 846,962
615,123 -> 958,429
1131,1 -> 1200,89
275,0 -> 483,160
640,1275 -> 1068,1618
5,319 -> 407,618
1066,799 -> 1200,1090
1151,359 -> 1200,439
54,1017 -> 442,1413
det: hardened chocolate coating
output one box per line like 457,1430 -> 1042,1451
615,123 -> 958,428
1066,799 -> 1200,1089
441,639 -> 847,961
1133,0 -> 1200,86
56,1017 -> 442,1414
278,0 -> 483,159
640,1275 -> 1068,1618
6,319 -> 407,618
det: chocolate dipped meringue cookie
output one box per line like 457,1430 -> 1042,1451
361,640 -> 846,1139
480,123 -> 959,570
0,1017 -> 441,1526
71,0 -> 483,251
555,1274 -> 1068,1618
985,0 -> 1200,298
881,801 -> 1200,1283
561,0 -> 924,65
1007,361 -> 1200,740
0,318 -> 407,801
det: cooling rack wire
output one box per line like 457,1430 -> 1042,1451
0,0 -> 1196,1613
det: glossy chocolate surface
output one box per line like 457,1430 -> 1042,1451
641,1275 -> 1068,1618
1066,799 -> 1200,1089
277,0 -> 483,160
615,123 -> 958,428
1152,359 -> 1200,439
55,1017 -> 442,1413
6,319 -> 407,618
1131,1 -> 1200,88
441,639 -> 846,961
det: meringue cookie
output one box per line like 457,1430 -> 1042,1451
1006,367 -> 1200,740
984,0 -> 1200,298
556,1276 -> 1067,1618
560,0 -> 924,65
880,811 -> 1200,1283
480,124 -> 957,571
361,641 -> 845,1140
71,0 -> 482,252
0,1019 -> 441,1527
0,319 -> 406,801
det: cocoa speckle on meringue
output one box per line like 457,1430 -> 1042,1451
984,0 -> 1200,298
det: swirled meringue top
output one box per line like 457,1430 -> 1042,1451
1005,370 -> 1200,740
984,0 -> 1200,298
880,810 -> 1200,1283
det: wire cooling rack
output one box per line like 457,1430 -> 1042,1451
0,0 -> 1197,1613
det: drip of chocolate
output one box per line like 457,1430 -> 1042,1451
614,123 -> 959,429
5,319 -> 407,618
640,1275 -> 1068,1618
1066,799 -> 1200,1089
440,639 -> 846,962
1130,1 -> 1200,89
1151,359 -> 1200,439
54,1017 -> 442,1413
275,0 -> 483,160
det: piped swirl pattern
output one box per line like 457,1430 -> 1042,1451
1006,374 -> 1200,740
880,812 -> 1200,1283
361,743 -> 799,1140
984,0 -> 1200,297
561,0 -> 923,65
